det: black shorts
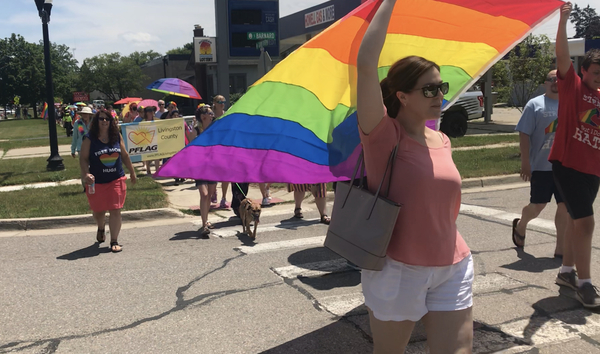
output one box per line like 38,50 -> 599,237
195,180 -> 217,187
530,171 -> 563,204
552,161 -> 600,220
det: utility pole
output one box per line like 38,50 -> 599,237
215,0 -> 230,104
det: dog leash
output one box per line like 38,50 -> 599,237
235,183 -> 248,198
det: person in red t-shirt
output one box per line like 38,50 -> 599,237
552,2 -> 600,309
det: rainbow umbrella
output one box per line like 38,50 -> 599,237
137,99 -> 159,110
146,78 -> 202,99
75,102 -> 87,106
156,0 -> 562,183
114,97 -> 142,105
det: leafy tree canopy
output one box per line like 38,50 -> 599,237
571,4 -> 600,39
166,42 -> 193,55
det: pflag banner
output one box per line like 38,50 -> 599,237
120,118 -> 186,163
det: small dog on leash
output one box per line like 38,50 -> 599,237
239,198 -> 261,239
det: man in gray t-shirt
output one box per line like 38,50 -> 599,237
512,70 -> 568,258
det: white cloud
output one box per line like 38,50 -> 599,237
120,32 -> 161,45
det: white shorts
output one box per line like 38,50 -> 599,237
362,254 -> 474,322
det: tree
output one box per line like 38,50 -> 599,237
166,42 -> 194,55
0,34 -> 79,115
570,4 -> 600,39
584,19 -> 600,39
0,34 -> 45,115
506,34 -> 554,112
48,42 -> 79,104
128,50 -> 162,66
78,53 -> 147,102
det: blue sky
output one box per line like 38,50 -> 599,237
1,0 -> 598,65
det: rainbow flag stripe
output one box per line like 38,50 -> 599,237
157,0 -> 562,183
42,103 -> 48,120
580,108 -> 600,127
545,119 -> 558,134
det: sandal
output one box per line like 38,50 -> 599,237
206,222 -> 215,229
320,215 -> 331,225
199,226 -> 210,236
96,229 -> 106,243
512,218 -> 525,249
294,208 -> 303,219
110,241 -> 122,253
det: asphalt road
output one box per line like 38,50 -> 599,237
2,184 -> 600,354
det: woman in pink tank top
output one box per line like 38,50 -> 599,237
356,0 -> 473,352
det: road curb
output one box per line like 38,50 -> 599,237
0,208 -> 187,231
0,175 -> 523,231
461,174 -> 522,189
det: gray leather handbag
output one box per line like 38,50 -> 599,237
324,143 -> 401,271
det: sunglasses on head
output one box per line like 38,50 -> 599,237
97,116 -> 112,122
545,77 -> 558,83
414,82 -> 449,98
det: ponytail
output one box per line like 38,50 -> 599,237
381,77 -> 400,118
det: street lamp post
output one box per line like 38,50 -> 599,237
35,0 -> 64,171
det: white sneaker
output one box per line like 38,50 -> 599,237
261,197 -> 270,206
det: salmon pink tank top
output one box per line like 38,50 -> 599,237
359,114 -> 470,266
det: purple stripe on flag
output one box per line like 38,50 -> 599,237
155,145 -> 362,184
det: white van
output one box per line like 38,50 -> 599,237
92,100 -> 105,107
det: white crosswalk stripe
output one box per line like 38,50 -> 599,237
201,218 -> 321,238
235,236 -> 326,254
460,203 -> 556,231
271,258 -> 353,279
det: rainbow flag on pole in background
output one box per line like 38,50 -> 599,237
157,0 -> 563,183
42,103 -> 48,120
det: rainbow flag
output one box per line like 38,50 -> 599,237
580,108 -> 600,127
42,103 -> 48,120
157,0 -> 562,183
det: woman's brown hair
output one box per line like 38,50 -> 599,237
380,56 -> 440,118
88,111 -> 120,146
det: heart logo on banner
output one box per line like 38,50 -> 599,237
128,130 -> 155,145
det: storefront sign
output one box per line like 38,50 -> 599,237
304,5 -> 335,28
194,37 -> 217,63
121,118 -> 186,162
73,92 -> 89,102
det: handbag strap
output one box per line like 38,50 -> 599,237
367,141 -> 399,219
341,150 -> 365,208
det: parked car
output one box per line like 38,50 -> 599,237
440,87 -> 484,138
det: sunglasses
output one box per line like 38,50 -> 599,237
159,103 -> 165,106
97,116 -> 112,122
216,101 -> 226,104
202,111 -> 214,116
414,82 -> 449,98
545,77 -> 558,83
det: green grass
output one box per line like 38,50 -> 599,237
453,146 -> 521,179
0,118 -> 59,140
0,177 -> 168,218
450,134 -> 519,148
0,156 -> 82,186
0,137 -> 71,152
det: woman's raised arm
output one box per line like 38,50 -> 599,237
356,0 -> 397,134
